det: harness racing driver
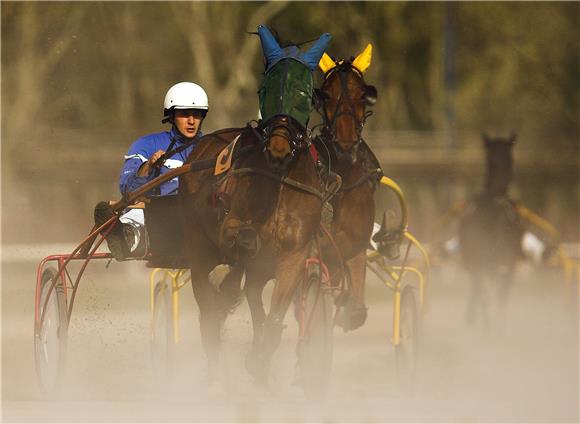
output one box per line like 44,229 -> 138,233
94,81 -> 209,260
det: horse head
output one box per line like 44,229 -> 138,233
314,44 -> 377,164
482,132 -> 516,198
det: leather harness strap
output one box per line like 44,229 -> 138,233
339,168 -> 382,192
220,167 -> 325,201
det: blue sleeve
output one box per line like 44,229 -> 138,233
119,158 -> 150,195
257,25 -> 283,67
302,33 -> 332,70
118,139 -> 152,195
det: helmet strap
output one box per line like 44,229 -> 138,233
161,110 -> 173,124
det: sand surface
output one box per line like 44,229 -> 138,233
2,248 -> 578,423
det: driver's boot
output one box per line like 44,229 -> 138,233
93,201 -> 129,261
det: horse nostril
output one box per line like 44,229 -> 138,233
268,138 -> 290,157
237,227 -> 260,257
338,142 -> 352,152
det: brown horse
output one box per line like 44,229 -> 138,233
179,115 -> 324,385
458,133 -> 524,326
177,126 -> 246,380
312,45 -> 381,331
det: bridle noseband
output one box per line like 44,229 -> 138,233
214,118 -> 326,211
259,115 -> 309,171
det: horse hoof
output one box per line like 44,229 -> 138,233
335,304 -> 367,331
251,375 -> 270,392
245,352 -> 260,377
291,364 -> 302,388
246,354 -> 271,390
209,264 -> 232,291
335,299 -> 368,331
207,377 -> 225,397
204,358 -> 221,383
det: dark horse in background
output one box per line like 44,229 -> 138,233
312,45 -> 381,331
458,133 -> 524,327
179,113 -> 323,385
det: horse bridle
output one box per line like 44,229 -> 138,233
314,61 -> 382,192
317,62 -> 373,157
216,118 -> 327,204
259,115 -> 309,163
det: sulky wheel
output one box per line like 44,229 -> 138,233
297,276 -> 334,400
395,286 -> 422,387
150,279 -> 174,379
34,266 -> 68,393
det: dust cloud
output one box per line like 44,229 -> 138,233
2,2 -> 578,422
2,244 -> 578,422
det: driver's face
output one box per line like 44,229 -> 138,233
173,109 -> 205,138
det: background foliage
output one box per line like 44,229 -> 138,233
1,1 -> 578,243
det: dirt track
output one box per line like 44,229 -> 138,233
2,250 -> 578,423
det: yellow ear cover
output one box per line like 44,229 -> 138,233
352,43 -> 373,73
318,52 -> 337,74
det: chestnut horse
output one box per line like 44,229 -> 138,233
312,45 -> 381,331
177,126 -> 245,380
179,115 -> 324,384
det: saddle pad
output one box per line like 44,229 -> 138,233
214,134 -> 241,176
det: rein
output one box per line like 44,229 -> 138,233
220,167 -> 325,201
112,157 -> 216,212
339,167 -> 382,192
113,128 -> 249,212
315,62 -> 382,192
215,118 -> 330,202
151,139 -> 194,171
258,115 -> 309,163
152,127 -> 246,170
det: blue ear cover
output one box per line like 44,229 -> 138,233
257,25 -> 283,66
257,25 -> 332,72
302,33 -> 332,71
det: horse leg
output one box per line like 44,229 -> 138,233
242,248 -> 277,378
499,268 -> 514,306
466,271 -> 485,327
220,216 -> 260,264
254,247 -> 308,386
188,247 -> 222,382
244,276 -> 268,377
495,267 -> 515,328
335,251 -> 368,331
214,265 -> 245,318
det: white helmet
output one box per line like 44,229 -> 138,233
163,82 -> 209,120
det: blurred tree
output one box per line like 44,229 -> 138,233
2,3 -> 88,153
3,2 -> 577,149
454,2 -> 579,154
1,1 -> 578,243
168,1 -> 289,128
